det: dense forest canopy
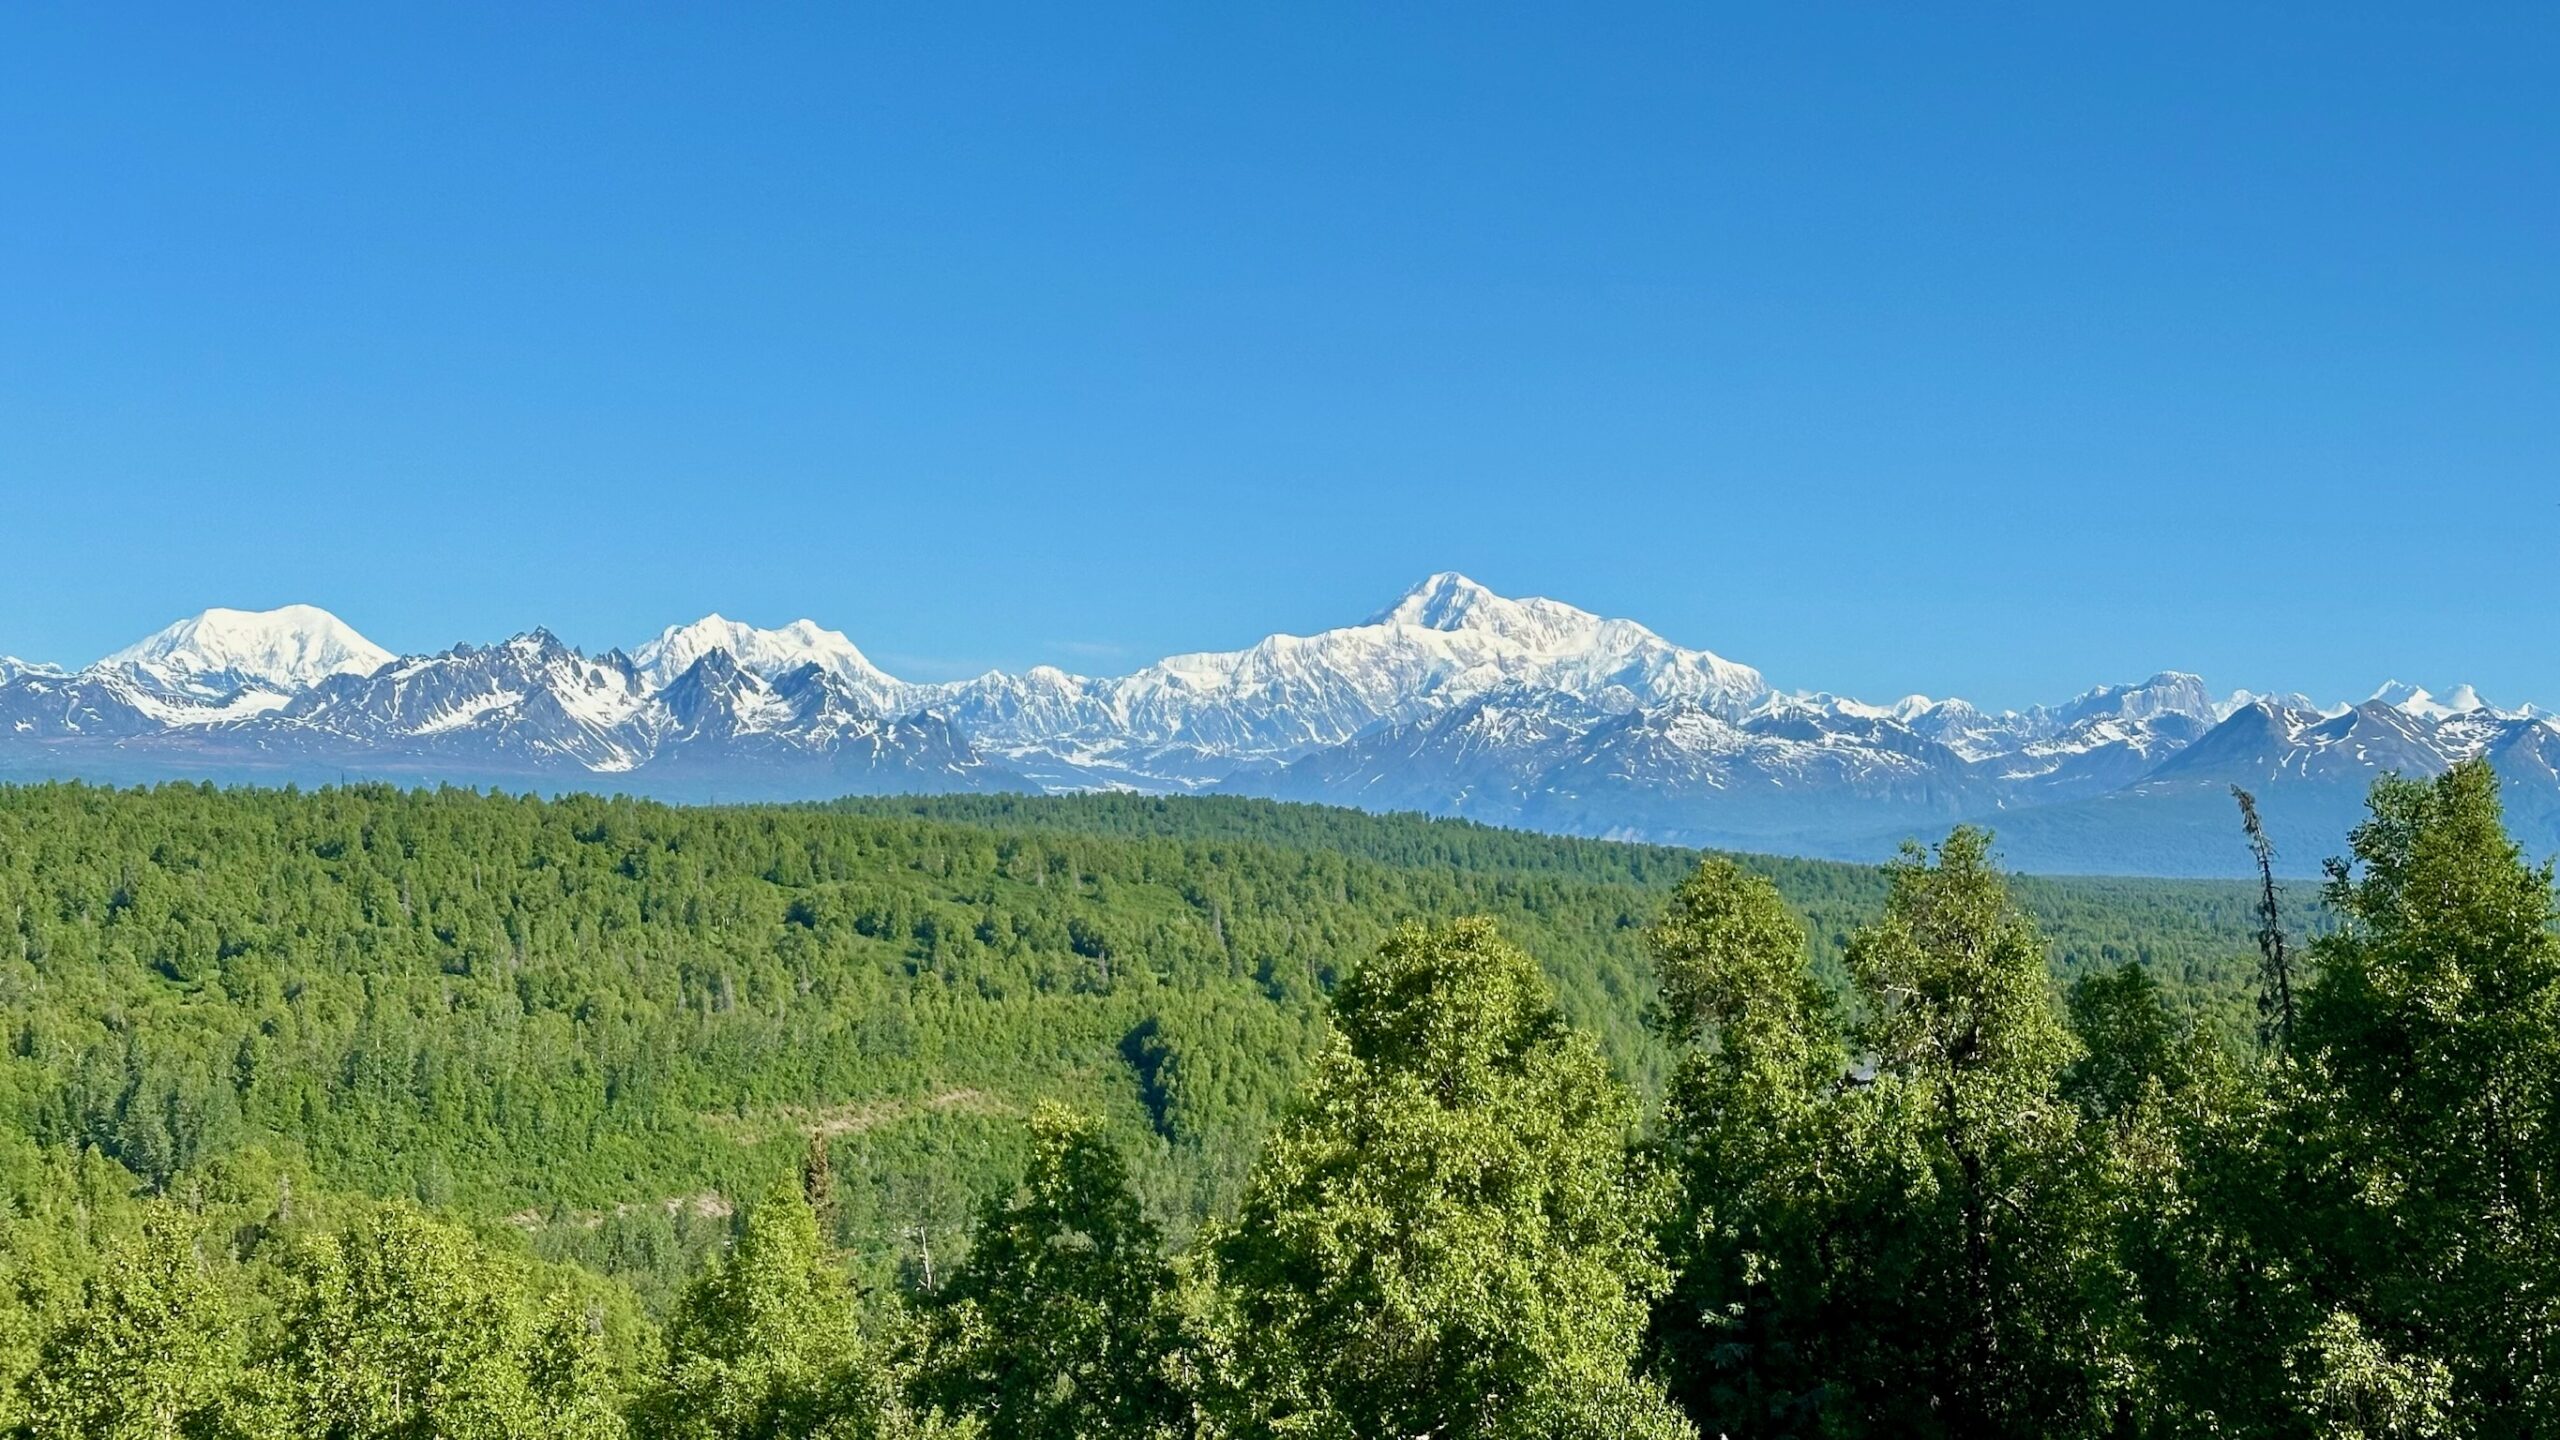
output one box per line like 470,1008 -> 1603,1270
4,777 -> 2534,1436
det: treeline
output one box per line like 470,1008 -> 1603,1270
830,792 -> 2305,1007
0,784 -> 2269,1262
7,777 -> 2514,1433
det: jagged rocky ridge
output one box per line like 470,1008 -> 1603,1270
5,575 -> 2555,875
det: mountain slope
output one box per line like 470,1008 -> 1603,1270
928,572 -> 1768,784
633,614 -> 909,711
1941,699 -> 2560,876
99,604 -> 393,699
3,580 -> 2553,875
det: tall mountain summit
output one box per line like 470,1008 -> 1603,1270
3,577 -> 2547,876
100,604 -> 394,699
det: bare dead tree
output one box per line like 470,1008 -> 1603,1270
906,1222 -> 937,1291
2233,786 -> 2296,1048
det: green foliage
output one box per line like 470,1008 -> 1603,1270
21,1207 -> 237,1440
2284,1310 -> 2454,1440
259,1202 -> 624,1439
834,792 -> 2302,1014
12,780 -> 2486,1440
2062,957 -> 2272,1434
0,782 -> 2270,1308
1653,831 -> 2125,1438
1652,769 -> 2560,1438
1211,919 -> 1694,1439
0,1175 -> 640,1440
2282,760 -> 2560,1431
922,1104 -> 1189,1438
1645,860 -> 1850,1433
641,1177 -> 966,1440
1839,830 -> 2106,1436
1850,828 -> 2081,1099
2061,962 -> 2180,1121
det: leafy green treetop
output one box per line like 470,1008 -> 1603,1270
923,1103 -> 1191,1438
1841,829 -> 2100,1437
2291,760 -> 2560,1430
257,1202 -> 618,1440
642,1176 -> 972,1440
21,1207 -> 238,1440
1643,857 -> 1848,1431
1213,918 -> 1694,1439
2060,961 -> 2180,1123
1650,833 -> 2127,1437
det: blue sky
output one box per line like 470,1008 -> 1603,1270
3,5 -> 2553,707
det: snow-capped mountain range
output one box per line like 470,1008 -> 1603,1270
5,574 -> 2553,876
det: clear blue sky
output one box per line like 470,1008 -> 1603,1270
3,5 -> 2553,707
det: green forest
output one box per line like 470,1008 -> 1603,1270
0,774 -> 2546,1436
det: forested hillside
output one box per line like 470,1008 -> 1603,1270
0,788 -> 2276,1243
832,792 -> 2299,999
10,779 -> 2465,1437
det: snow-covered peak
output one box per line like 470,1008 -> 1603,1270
633,614 -> 903,701
2220,687 -> 2325,719
100,605 -> 393,698
1369,572 -> 1634,651
1362,573 -> 1765,706
1755,690 -> 1934,724
2055,671 -> 2218,727
924,572 -> 1768,768
1370,572 -> 1517,631
2370,680 -> 2490,722
2371,679 -> 2429,711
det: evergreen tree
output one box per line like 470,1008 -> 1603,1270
1211,918 -> 1694,1439
2234,787 -> 2299,1047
